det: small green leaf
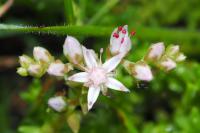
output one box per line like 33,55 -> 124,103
67,112 -> 81,133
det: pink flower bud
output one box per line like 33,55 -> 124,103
63,36 -> 83,64
47,60 -> 73,77
48,96 -> 67,112
27,63 -> 44,77
123,60 -> 153,81
134,62 -> 153,81
145,42 -> 165,61
160,58 -> 176,71
33,47 -> 53,63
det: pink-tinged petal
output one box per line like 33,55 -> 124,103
110,27 -> 121,53
105,77 -> 130,92
87,86 -> 100,110
82,46 -> 98,68
103,54 -> 123,72
110,25 -> 132,56
68,72 -> 88,83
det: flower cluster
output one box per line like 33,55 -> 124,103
17,25 -> 185,112
145,42 -> 186,71
17,47 -> 73,78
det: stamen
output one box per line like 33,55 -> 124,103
99,48 -> 103,65
118,26 -> 123,31
113,32 -> 119,38
122,29 -> 126,34
130,31 -> 136,36
121,38 -> 124,44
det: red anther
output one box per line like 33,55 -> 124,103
121,37 -> 124,44
118,26 -> 123,31
122,29 -> 126,34
130,31 -> 136,36
113,32 -> 119,38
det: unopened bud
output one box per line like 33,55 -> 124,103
33,47 -> 53,63
63,36 -> 83,65
176,53 -> 186,62
17,67 -> 28,76
48,96 -> 67,112
145,42 -> 165,61
47,60 -> 73,77
19,55 -> 33,68
166,45 -> 180,57
160,58 -> 176,71
27,63 -> 44,77
123,60 -> 153,81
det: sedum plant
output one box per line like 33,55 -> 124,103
17,25 -> 185,132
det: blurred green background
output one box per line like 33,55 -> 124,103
0,0 -> 200,133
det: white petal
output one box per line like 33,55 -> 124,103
103,54 -> 123,72
105,77 -> 130,92
68,72 -> 88,83
119,37 -> 132,56
110,27 -> 121,53
87,86 -> 100,110
82,46 -> 98,68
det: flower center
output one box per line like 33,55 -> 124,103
88,67 -> 107,87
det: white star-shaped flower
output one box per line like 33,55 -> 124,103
68,47 -> 130,110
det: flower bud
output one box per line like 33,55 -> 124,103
145,42 -> 165,61
47,60 -> 73,77
33,47 -> 53,63
110,25 -> 132,56
166,45 -> 180,56
19,55 -> 33,68
160,58 -> 176,71
63,36 -> 83,64
27,63 -> 44,77
176,53 -> 186,62
17,67 -> 28,76
123,60 -> 153,81
48,96 -> 67,112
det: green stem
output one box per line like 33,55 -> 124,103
1,24 -> 200,43
64,0 -> 75,24
88,0 -> 119,25
0,24 -> 112,36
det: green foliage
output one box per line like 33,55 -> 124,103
20,79 -> 42,103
